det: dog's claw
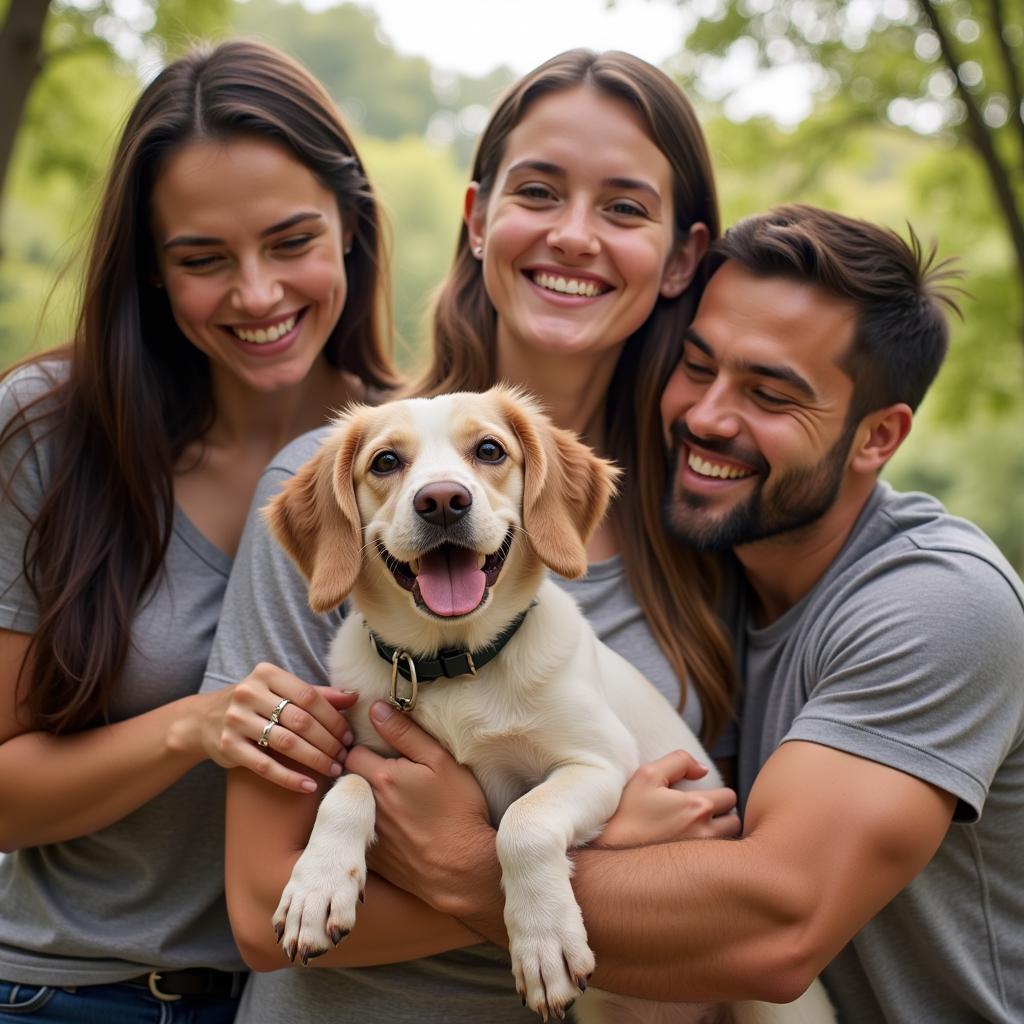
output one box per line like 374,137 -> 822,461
358,889 -> 365,904
576,976 -> 587,992
329,926 -> 350,945
284,942 -> 297,962
273,923 -> 283,943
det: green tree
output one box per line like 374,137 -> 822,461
678,0 -> 1024,351
0,0 -> 231,226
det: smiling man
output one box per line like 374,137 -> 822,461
642,204 -> 1024,1020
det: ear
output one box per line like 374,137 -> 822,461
262,415 -> 365,613
496,388 -> 621,579
848,403 -> 913,475
464,182 -> 485,253
659,222 -> 710,299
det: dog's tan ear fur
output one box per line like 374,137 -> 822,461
496,387 -> 621,580
263,413 -> 365,613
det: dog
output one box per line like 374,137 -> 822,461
263,386 -> 835,1024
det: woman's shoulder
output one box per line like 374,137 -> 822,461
0,356 -> 69,425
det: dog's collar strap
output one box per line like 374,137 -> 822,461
370,607 -> 532,685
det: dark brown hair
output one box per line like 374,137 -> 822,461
1,39 -> 396,733
417,49 -> 736,742
711,204 -> 963,422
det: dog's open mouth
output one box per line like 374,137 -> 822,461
378,530 -> 514,618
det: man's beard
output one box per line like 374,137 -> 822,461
663,419 -> 857,552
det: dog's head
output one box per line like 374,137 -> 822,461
264,386 -> 619,634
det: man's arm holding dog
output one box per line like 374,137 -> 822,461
358,707 -> 955,1003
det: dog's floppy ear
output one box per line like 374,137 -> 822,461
496,387 -> 621,580
263,411 -> 366,613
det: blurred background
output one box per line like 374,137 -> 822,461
1,0 -> 1021,569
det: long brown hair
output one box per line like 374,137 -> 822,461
417,50 -> 736,742
1,39 -> 396,733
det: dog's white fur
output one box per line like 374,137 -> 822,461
265,387 -> 835,1024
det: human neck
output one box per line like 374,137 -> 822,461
207,357 -> 357,456
495,338 -> 620,450
735,479 -> 876,626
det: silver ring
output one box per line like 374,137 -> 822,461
257,719 -> 275,748
270,697 -> 291,725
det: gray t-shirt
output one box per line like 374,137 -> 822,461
734,481 -> 1024,1023
202,426 -> 705,1023
0,363 -> 245,985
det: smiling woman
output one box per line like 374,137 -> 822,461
0,38 -> 394,1024
208,47 -> 741,1024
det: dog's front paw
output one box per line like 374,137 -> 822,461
507,900 -> 595,1021
272,841 -> 366,966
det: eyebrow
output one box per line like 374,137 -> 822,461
505,159 -> 662,203
163,211 -> 324,250
684,328 -> 819,402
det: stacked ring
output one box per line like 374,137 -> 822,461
257,720 -> 275,748
270,697 -> 291,725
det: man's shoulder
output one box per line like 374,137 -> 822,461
850,483 -> 1021,597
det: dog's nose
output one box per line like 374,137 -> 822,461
414,481 -> 472,528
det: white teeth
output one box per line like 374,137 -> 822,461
410,559 -> 420,574
688,452 -> 754,480
532,272 -> 605,298
233,314 -> 297,344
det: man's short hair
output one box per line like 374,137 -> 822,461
709,204 -> 963,420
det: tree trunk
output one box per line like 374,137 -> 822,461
918,0 -> 1024,349
0,0 -> 50,234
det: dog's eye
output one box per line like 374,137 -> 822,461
370,450 -> 402,475
476,439 -> 506,464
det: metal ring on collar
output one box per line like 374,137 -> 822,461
389,649 -> 418,712
257,719 -> 276,748
270,697 -> 291,725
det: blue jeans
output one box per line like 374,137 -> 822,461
0,980 -> 240,1023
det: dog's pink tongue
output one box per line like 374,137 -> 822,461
416,546 -> 485,617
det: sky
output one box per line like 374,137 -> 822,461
307,0 -> 818,126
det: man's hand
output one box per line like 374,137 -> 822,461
344,701 -> 501,924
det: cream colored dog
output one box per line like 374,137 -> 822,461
264,387 -> 834,1024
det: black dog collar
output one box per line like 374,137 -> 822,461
368,606 -> 532,711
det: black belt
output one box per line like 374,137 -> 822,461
124,968 -> 247,1002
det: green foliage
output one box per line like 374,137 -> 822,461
359,134 -> 465,368
228,0 -> 512,158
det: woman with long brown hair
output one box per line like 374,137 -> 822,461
212,49 -> 737,1023
0,39 -> 394,1022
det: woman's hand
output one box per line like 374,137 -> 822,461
593,750 -> 740,848
344,701 -> 500,917
186,663 -> 356,792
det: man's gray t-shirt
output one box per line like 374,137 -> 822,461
202,426 -> 706,1023
734,482 -> 1024,1023
0,364 -> 245,984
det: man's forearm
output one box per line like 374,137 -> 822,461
426,822 -> 808,1003
570,837 -> 809,1003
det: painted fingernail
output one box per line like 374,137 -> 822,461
301,778 -> 318,792
370,701 -> 394,723
330,762 -> 343,777
342,730 -> 354,747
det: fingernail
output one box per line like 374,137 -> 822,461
370,701 -> 394,723
329,762 -> 342,777
341,689 -> 359,695
342,730 -> 354,747
301,778 -> 318,792
697,762 -> 709,771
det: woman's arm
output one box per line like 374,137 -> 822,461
0,629 -> 349,851
224,761 -> 480,972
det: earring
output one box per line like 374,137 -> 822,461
343,243 -> 353,255
472,244 -> 483,258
